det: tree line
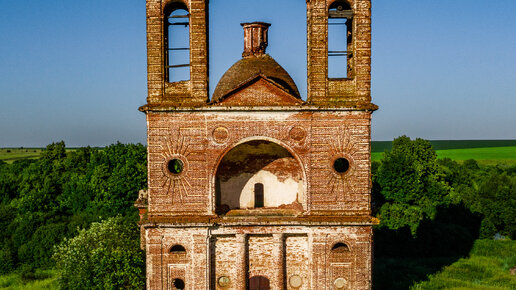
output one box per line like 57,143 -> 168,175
0,142 -> 146,288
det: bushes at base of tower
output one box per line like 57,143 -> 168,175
53,216 -> 145,290
0,141 -> 147,287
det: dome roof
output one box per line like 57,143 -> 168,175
211,54 -> 301,104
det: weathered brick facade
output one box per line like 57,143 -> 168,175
138,0 -> 377,289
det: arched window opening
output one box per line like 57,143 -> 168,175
328,1 -> 353,78
331,242 -> 350,253
215,140 -> 304,215
165,4 -> 190,82
170,244 -> 186,253
254,183 -> 264,208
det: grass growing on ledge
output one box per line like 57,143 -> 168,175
411,239 -> 516,289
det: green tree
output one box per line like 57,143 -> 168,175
375,136 -> 452,235
461,171 -> 516,239
53,216 -> 145,289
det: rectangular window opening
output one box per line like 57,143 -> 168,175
166,10 -> 190,82
254,183 -> 264,208
328,12 -> 352,79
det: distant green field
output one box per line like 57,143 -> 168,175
3,140 -> 516,165
0,148 -> 43,163
372,139 -> 516,152
372,146 -> 516,166
437,146 -> 516,165
0,148 -> 79,164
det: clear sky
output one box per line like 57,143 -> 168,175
1,0 -> 515,147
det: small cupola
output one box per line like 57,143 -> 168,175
241,22 -> 271,58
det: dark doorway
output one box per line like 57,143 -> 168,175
254,183 -> 264,208
249,276 -> 270,290
171,278 -> 185,289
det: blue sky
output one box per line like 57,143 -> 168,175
0,0 -> 515,147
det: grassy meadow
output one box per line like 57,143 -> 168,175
0,148 -> 81,164
371,140 -> 516,166
410,239 -> 516,289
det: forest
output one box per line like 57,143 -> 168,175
0,137 -> 515,289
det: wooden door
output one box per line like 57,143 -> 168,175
249,276 -> 270,290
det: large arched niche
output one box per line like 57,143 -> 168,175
215,139 -> 304,215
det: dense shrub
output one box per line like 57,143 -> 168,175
374,136 -> 452,234
53,216 -> 145,289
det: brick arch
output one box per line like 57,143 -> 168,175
170,244 -> 187,253
328,0 -> 353,9
331,241 -> 351,252
329,240 -> 353,264
163,0 -> 189,13
212,136 -> 307,214
165,243 -> 189,265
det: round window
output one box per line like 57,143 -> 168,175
218,276 -> 231,287
333,157 -> 350,173
334,277 -> 347,289
167,159 -> 184,174
289,275 -> 303,288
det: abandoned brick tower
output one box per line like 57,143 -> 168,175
137,0 -> 377,289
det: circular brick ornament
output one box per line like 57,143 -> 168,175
212,126 -> 229,144
289,126 -> 306,141
289,275 -> 303,288
217,276 -> 230,287
334,277 -> 347,289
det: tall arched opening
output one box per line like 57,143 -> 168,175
215,140 -> 304,214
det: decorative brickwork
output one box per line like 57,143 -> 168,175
140,0 -> 376,289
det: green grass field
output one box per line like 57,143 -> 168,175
411,239 -> 516,289
0,148 -> 43,163
0,148 -> 80,164
436,146 -> 516,166
372,146 -> 516,166
372,140 -> 516,152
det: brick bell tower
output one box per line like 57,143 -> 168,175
137,0 -> 377,289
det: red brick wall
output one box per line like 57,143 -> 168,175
146,110 -> 371,216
